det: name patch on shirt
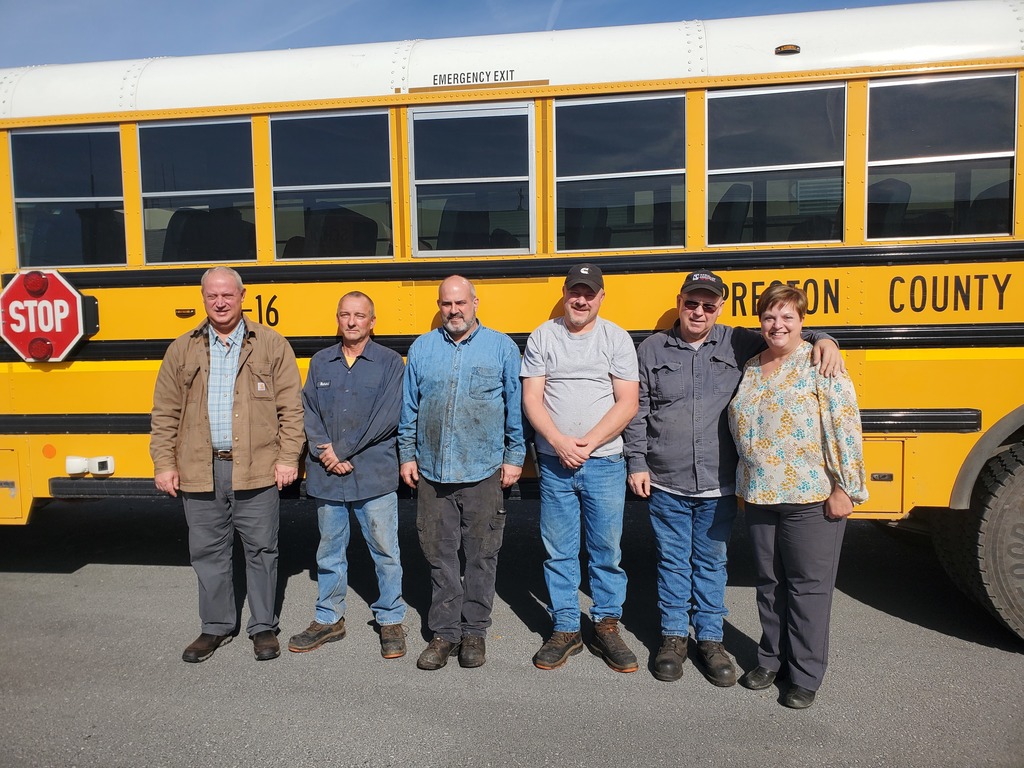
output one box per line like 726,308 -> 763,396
317,380 -> 331,388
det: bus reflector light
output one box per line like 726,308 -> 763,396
66,456 -> 88,475
27,337 -> 53,361
22,271 -> 49,296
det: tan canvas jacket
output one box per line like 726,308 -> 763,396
150,319 -> 304,493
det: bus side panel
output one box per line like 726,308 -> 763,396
0,441 -> 31,523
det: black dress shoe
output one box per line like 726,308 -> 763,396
251,630 -> 280,661
782,684 -> 816,709
740,666 -> 777,690
182,632 -> 232,663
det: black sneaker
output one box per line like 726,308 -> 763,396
459,635 -> 486,668
416,636 -> 460,670
533,631 -> 584,670
591,618 -> 638,673
652,635 -> 688,682
696,640 -> 737,687
287,619 -> 346,653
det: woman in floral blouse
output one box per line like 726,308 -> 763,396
728,284 -> 867,709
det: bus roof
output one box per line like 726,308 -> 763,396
0,0 -> 1018,120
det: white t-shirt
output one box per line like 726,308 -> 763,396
521,316 -> 639,458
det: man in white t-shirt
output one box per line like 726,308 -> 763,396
521,264 -> 640,673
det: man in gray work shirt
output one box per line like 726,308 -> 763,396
623,269 -> 842,687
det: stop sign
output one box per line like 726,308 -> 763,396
0,270 -> 87,362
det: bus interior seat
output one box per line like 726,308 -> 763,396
867,177 -> 911,237
709,184 -> 751,244
436,206 -> 490,250
282,235 -> 305,258
966,180 -> 1011,234
563,206 -> 612,250
78,207 -> 126,264
788,215 -> 834,241
488,228 -> 520,248
305,206 -> 378,257
162,207 -> 255,262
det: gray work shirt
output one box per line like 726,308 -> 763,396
623,321 -> 833,496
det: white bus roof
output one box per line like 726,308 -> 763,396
0,0 -> 1018,120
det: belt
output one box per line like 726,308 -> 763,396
213,450 -> 233,460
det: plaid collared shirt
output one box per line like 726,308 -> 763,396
208,321 -> 246,451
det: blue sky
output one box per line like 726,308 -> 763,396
0,0 -> 927,69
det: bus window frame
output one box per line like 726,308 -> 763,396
553,92 -> 686,253
10,125 -> 128,269
269,109 -> 394,261
408,102 -> 535,258
138,117 -> 257,265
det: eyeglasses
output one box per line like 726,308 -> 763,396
682,299 -> 721,313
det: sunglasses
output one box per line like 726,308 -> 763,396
682,299 -> 721,313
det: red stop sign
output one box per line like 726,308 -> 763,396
0,270 -> 87,362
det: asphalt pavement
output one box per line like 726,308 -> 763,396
0,497 -> 1021,768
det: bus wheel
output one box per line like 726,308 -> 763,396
973,443 -> 1024,641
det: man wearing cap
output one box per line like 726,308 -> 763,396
623,268 -> 842,686
522,264 -> 641,673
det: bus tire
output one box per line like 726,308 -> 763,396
973,443 -> 1024,640
931,507 -> 985,606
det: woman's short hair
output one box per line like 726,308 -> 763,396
757,283 -> 807,319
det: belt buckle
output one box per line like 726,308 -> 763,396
214,450 -> 233,460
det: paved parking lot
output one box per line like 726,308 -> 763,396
0,498 -> 1021,768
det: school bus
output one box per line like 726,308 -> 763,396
0,0 -> 1021,640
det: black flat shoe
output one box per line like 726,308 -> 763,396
739,666 -> 777,690
782,684 -> 816,709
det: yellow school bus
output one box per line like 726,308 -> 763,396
0,0 -> 1022,639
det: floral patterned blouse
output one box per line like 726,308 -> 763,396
728,341 -> 868,506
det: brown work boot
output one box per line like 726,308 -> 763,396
533,631 -> 584,670
695,640 -> 737,687
459,635 -> 486,668
379,623 -> 407,659
591,617 -> 638,673
287,619 -> 346,653
416,636 -> 460,670
652,635 -> 688,682
181,632 -> 232,663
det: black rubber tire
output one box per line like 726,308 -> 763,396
973,443 -> 1024,640
930,444 -> 1024,641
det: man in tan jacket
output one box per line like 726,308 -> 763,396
151,266 -> 303,663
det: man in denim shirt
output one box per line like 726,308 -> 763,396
623,268 -> 842,687
399,275 -> 525,670
288,291 -> 408,659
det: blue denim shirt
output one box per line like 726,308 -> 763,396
303,339 -> 404,502
398,322 -> 526,484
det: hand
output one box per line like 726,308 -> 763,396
155,470 -> 179,498
551,434 -> 590,469
627,471 -> 651,499
500,463 -> 522,489
824,485 -> 853,519
317,443 -> 352,475
400,460 -> 419,489
334,460 -> 354,475
275,464 -> 298,490
812,339 -> 845,377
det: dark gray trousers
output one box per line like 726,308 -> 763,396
181,458 -> 280,637
746,501 -> 847,691
416,472 -> 505,643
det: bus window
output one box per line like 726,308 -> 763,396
707,85 -> 845,245
140,121 -> 256,263
868,74 -> 1016,238
554,94 -> 685,250
410,105 -> 532,255
271,112 -> 393,259
11,129 -> 126,267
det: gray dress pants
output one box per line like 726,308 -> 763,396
181,457 -> 280,637
746,501 -> 847,691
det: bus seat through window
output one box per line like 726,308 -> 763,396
563,206 -> 611,250
867,177 -> 911,237
436,205 -> 490,250
28,213 -> 82,266
966,180 -> 1011,234
305,206 -> 378,258
709,183 -> 751,244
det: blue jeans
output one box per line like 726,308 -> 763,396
538,453 -> 627,632
648,489 -> 737,641
314,492 -> 406,626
